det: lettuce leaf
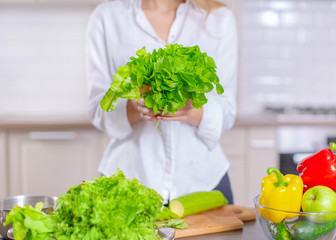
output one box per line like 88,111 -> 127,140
100,44 -> 224,115
156,219 -> 188,230
3,202 -> 58,240
155,206 -> 179,221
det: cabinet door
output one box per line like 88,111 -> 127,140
227,156 -> 246,205
221,128 -> 248,206
247,127 -> 278,207
8,129 -> 104,197
0,131 -> 7,198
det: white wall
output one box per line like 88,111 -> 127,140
239,0 -> 336,116
0,3 -> 97,117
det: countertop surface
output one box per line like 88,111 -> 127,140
177,220 -> 265,240
0,115 -> 94,130
1,113 -> 336,130
235,114 -> 336,127
0,220 -> 265,240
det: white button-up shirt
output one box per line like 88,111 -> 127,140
86,0 -> 238,203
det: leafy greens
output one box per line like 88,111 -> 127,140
100,44 -> 224,115
4,202 -> 58,240
156,219 -> 188,230
4,170 -> 164,240
155,206 -> 179,221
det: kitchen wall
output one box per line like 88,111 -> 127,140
1,0 -> 336,117
0,2 -> 97,117
239,0 -> 336,116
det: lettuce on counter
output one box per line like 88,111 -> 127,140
4,170 -> 163,240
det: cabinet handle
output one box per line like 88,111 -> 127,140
250,139 -> 275,149
28,131 -> 77,140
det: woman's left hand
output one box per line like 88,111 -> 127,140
157,100 -> 203,126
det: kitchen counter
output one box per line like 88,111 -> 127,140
1,113 -> 336,130
236,114 -> 336,127
178,220 -> 265,240
0,220 -> 265,240
0,115 -> 94,130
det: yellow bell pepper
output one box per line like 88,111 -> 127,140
259,167 -> 303,223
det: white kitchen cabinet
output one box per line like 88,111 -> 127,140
246,127 -> 278,207
226,156 -> 246,205
7,128 -> 107,197
0,131 -> 7,198
221,126 -> 278,207
221,128 -> 247,206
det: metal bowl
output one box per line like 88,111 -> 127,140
156,227 -> 175,240
0,195 -> 57,239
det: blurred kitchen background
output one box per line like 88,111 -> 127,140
1,0 -> 336,207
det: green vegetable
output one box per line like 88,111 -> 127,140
100,44 -> 224,116
267,220 -> 292,240
155,206 -> 179,221
168,190 -> 228,218
4,202 -> 58,240
4,170 -> 163,240
156,219 -> 188,230
290,219 -> 336,240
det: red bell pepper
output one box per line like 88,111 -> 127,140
297,142 -> 336,192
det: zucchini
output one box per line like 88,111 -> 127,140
168,190 -> 228,218
290,219 -> 336,240
267,220 -> 292,240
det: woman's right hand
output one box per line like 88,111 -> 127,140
127,98 -> 158,124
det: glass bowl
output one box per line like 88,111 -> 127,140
253,195 -> 336,240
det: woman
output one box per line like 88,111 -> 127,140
86,0 -> 238,204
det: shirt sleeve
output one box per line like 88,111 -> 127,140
196,9 -> 238,150
86,6 -> 133,139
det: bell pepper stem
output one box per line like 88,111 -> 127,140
267,168 -> 288,188
330,142 -> 336,151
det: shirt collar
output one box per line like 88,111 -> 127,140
132,0 -> 191,44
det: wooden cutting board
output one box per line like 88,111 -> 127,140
174,205 -> 256,239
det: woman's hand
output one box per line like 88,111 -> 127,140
127,99 -> 203,126
158,100 -> 204,126
127,98 -> 158,124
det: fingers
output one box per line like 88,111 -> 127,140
157,107 -> 193,122
137,98 -> 145,106
158,110 -> 192,121
159,100 -> 193,119
158,115 -> 189,122
140,113 -> 157,121
135,99 -> 158,122
137,105 -> 154,116
134,98 -> 194,122
139,109 -> 157,121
